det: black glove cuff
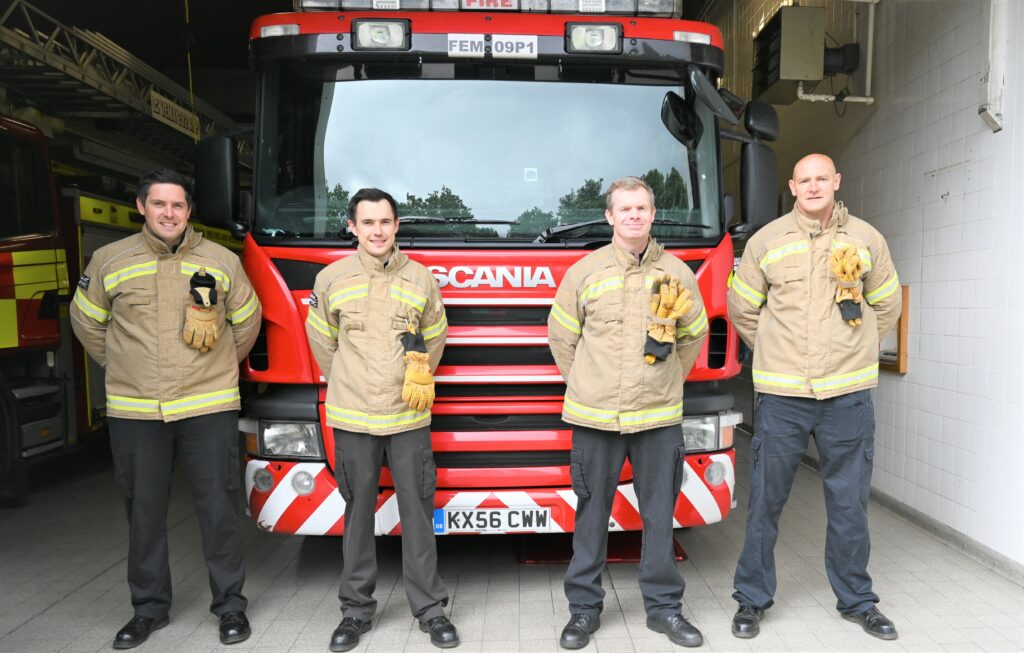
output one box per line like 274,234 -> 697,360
400,331 -> 427,353
189,271 -> 218,305
644,336 -> 672,362
838,299 -> 862,321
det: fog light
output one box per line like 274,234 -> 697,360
352,20 -> 410,50
704,461 -> 726,486
253,468 -> 274,493
259,24 -> 300,38
292,471 -> 316,496
673,30 -> 712,45
566,24 -> 621,54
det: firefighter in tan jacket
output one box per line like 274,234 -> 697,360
305,188 -> 458,652
70,170 -> 260,649
548,177 -> 708,650
727,154 -> 902,641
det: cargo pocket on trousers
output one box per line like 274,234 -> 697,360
335,450 -> 353,502
671,445 -> 687,493
860,443 -> 875,503
111,453 -> 132,498
227,445 -> 240,491
569,448 -> 589,498
750,436 -> 763,467
420,449 -> 437,499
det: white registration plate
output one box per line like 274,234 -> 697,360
433,507 -> 551,534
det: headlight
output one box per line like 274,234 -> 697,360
260,421 -> 324,459
565,24 -> 622,54
352,20 -> 410,50
682,416 -> 719,452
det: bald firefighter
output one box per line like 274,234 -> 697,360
728,154 -> 902,640
548,177 -> 709,649
70,169 -> 261,649
305,188 -> 458,651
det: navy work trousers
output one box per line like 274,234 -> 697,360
733,390 -> 879,614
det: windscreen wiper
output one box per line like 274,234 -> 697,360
535,219 -> 711,243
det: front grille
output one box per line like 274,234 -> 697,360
441,346 -> 555,366
433,451 -> 569,468
707,317 -> 728,369
272,258 -> 324,290
436,383 -> 566,398
248,327 -> 269,371
432,414 -> 568,431
446,306 -> 549,326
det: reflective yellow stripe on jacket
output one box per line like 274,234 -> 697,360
581,276 -> 623,304
390,285 -> 427,311
731,276 -> 766,307
564,397 -> 683,429
329,283 -> 369,309
676,307 -> 708,339
107,395 -> 160,413
326,404 -> 430,429
73,291 -> 111,323
550,302 -> 581,334
866,272 -> 899,305
161,388 -> 241,416
103,261 -> 157,291
758,241 -> 808,272
228,293 -> 258,324
752,369 -> 806,390
306,309 -> 338,338
810,363 -> 879,393
421,314 -> 447,341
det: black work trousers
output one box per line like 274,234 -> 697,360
108,412 -> 246,620
732,390 -> 879,614
333,426 -> 448,622
564,424 -> 687,619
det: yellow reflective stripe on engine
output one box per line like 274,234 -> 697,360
676,307 -> 708,338
550,302 -> 582,335
390,285 -> 427,311
620,402 -> 683,427
161,388 -> 241,415
580,276 -> 624,303
810,363 -> 879,392
107,395 -> 160,413
11,249 -> 58,264
326,404 -> 430,429
73,291 -> 111,323
228,293 -> 258,325
180,262 -> 231,291
103,261 -> 157,291
758,241 -> 808,271
329,283 -> 369,308
865,272 -> 900,304
731,276 -> 766,307
12,262 -> 57,286
752,369 -> 806,389
421,314 -> 447,341
0,299 -> 16,348
831,240 -> 873,271
56,259 -> 69,295
563,397 -> 617,423
14,280 -> 59,300
305,309 -> 337,338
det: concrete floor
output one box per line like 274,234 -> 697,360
2,433 -> 1022,653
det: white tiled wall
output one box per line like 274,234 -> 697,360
711,0 -> 1024,565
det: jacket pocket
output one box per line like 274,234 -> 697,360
671,445 -> 687,493
420,449 -> 437,499
569,448 -> 589,498
334,450 -> 353,502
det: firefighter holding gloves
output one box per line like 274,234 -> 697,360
305,188 -> 458,651
727,154 -> 902,641
69,169 -> 261,649
548,177 -> 709,649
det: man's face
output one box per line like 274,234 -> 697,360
605,187 -> 656,247
348,199 -> 398,260
138,183 -> 190,246
789,155 -> 841,221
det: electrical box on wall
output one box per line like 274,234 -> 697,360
752,6 -> 826,105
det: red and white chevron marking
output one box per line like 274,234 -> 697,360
245,450 -> 735,536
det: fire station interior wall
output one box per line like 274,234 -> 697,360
711,0 -> 1024,567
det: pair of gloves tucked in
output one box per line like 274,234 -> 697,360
644,274 -> 693,365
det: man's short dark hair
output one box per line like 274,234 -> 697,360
137,169 -> 194,209
347,188 -> 398,222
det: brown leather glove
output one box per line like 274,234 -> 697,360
644,274 -> 693,364
183,305 -> 219,352
402,351 -> 435,411
829,245 -> 864,326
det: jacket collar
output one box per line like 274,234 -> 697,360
611,238 -> 663,269
143,223 -> 200,256
789,201 -> 848,237
356,244 -> 407,274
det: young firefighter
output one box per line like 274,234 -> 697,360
70,169 -> 261,649
548,177 -> 709,649
727,153 -> 902,640
305,188 -> 458,651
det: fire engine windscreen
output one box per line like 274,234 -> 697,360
254,64 -> 720,242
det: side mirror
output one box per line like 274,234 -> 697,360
195,136 -> 242,233
744,100 -> 779,142
661,91 -> 702,149
741,141 -> 778,231
722,192 -> 735,228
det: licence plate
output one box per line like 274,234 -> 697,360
433,507 -> 551,534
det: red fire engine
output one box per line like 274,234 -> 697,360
195,0 -> 779,536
